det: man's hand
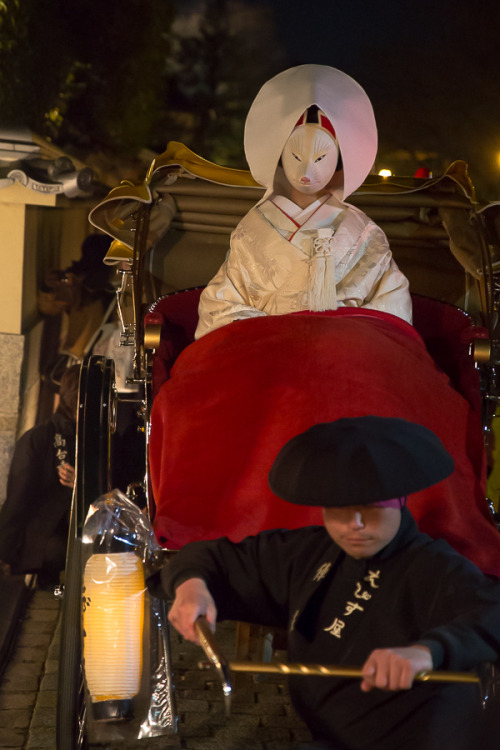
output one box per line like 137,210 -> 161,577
361,645 -> 432,692
168,577 -> 217,644
57,462 -> 75,488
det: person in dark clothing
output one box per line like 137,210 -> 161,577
0,366 -> 79,585
36,234 -> 113,421
162,416 -> 500,750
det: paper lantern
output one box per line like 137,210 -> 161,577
83,552 -> 145,718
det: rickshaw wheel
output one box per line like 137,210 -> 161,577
57,516 -> 87,749
56,356 -> 116,750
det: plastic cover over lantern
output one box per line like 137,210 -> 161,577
80,489 -> 176,741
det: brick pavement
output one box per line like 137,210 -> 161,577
0,586 -> 312,750
0,588 -> 60,750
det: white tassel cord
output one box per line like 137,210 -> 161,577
308,228 -> 338,312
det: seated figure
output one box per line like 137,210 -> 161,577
195,65 -> 412,339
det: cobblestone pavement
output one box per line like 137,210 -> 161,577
0,588 -> 60,750
0,587 -> 312,750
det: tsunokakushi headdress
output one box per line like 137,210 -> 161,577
244,64 -> 378,202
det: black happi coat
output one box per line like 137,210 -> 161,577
0,413 -> 75,573
164,508 -> 500,750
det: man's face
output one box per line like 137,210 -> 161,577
322,505 -> 401,559
281,123 -> 339,196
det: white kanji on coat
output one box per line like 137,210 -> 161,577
354,582 -> 372,600
313,562 -> 332,582
290,609 -> 300,632
324,617 -> 345,639
344,600 -> 364,616
365,570 -> 381,588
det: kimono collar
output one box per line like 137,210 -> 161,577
258,194 -> 344,242
294,510 -> 423,628
271,194 -> 329,223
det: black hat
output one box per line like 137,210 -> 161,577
268,416 -> 454,507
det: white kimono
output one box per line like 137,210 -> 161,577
195,194 -> 412,339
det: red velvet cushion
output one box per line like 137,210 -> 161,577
149,309 -> 500,577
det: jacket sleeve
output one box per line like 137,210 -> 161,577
161,529 -> 308,629
416,550 -> 500,670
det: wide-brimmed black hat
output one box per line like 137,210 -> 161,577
268,416 -> 454,507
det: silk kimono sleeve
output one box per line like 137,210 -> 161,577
194,246 -> 269,340
342,221 -> 412,321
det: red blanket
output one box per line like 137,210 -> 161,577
150,310 -> 500,577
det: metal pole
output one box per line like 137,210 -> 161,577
194,615 -> 480,718
224,660 -> 479,684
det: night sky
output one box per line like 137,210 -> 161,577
243,0 -> 496,81
176,0 -> 500,196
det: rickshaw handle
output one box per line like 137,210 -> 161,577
194,616 -> 481,716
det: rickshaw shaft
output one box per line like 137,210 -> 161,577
219,660 -> 479,684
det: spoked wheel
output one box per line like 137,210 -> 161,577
57,356 -> 116,750
57,516 -> 87,750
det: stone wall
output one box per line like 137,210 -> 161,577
0,333 -> 24,506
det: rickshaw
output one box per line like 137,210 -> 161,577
56,141 -> 500,748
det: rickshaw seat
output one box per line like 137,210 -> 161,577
146,290 -> 484,411
411,294 -> 486,414
147,284 -> 500,580
146,287 -> 203,399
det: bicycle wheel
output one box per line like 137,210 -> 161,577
56,356 -> 116,750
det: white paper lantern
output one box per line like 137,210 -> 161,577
83,552 -> 145,704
